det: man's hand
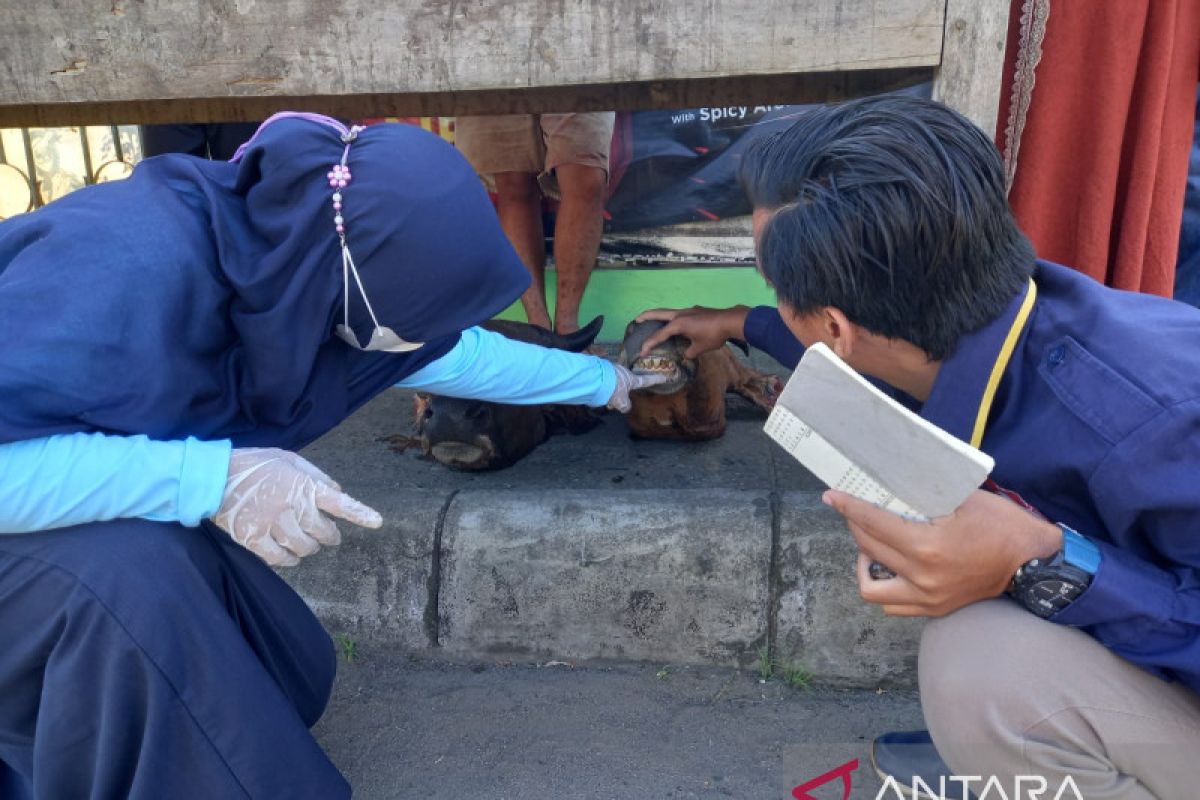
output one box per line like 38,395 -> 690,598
634,306 -> 750,359
823,489 -> 1063,617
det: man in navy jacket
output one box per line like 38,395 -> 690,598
639,95 -> 1200,796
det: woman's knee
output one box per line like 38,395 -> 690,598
3,521 -> 334,722
0,520 -> 219,605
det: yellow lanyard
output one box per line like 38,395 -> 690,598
969,279 -> 1038,448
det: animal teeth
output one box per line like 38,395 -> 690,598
633,356 -> 678,373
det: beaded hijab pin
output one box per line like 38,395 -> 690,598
327,125 -> 424,353
232,113 -> 424,354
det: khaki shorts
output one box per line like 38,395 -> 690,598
455,112 -> 615,198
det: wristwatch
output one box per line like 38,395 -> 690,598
1009,524 -> 1101,619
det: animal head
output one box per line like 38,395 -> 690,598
414,316 -> 604,470
618,318 -> 782,441
616,319 -> 697,395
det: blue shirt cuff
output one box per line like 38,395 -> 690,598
592,360 -> 618,407
177,438 -> 232,527
1051,538 -> 1176,628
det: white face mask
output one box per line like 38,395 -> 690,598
333,240 -> 424,354
335,324 -> 423,353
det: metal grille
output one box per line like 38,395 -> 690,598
0,126 -> 142,219
0,120 -> 455,221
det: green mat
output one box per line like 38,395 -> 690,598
495,266 -> 776,341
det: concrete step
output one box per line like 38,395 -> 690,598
315,648 -> 924,800
292,378 -> 923,687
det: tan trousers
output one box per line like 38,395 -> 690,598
920,599 -> 1200,798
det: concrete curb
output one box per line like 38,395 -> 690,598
283,489 -> 443,647
438,489 -> 772,666
288,386 -> 923,686
776,492 -> 923,684
283,486 -> 922,685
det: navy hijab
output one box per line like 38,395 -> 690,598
0,114 -> 529,450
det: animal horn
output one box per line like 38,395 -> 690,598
551,315 -> 605,352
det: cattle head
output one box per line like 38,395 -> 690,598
414,316 -> 605,470
616,318 -> 698,395
618,318 -> 782,441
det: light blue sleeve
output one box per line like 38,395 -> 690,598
0,433 -> 231,534
397,326 -> 617,406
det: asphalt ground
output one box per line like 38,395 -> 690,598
315,648 -> 924,800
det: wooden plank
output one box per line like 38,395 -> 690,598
0,68 -> 933,128
931,0 -> 1011,136
0,0 -> 943,124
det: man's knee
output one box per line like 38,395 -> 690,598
919,598 -> 1116,775
918,600 -> 1044,741
493,171 -> 540,203
921,603 -> 988,711
555,163 -> 608,203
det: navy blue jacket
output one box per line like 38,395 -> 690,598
746,261 -> 1200,693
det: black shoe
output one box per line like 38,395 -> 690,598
870,730 -> 975,800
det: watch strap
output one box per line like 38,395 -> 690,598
1060,524 -> 1101,576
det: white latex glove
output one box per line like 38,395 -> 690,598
212,448 -> 382,567
607,364 -> 670,413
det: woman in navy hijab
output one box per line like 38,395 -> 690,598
0,113 -> 658,798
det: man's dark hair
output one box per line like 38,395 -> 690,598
740,95 -> 1035,360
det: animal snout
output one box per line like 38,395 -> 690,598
421,397 -> 489,441
462,401 -> 492,423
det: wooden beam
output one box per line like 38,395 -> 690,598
0,1 -> 942,125
932,0 -> 1010,136
0,68 -> 933,128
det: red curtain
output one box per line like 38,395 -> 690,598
996,0 -> 1200,296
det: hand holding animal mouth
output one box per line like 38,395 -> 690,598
634,305 -> 751,359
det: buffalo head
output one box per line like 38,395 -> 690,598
414,316 -> 605,470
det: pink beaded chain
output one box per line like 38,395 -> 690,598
326,127 -> 361,237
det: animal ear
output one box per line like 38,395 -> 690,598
412,393 -> 433,428
557,315 -> 605,352
725,338 -> 751,356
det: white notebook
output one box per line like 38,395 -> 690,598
764,343 -> 993,521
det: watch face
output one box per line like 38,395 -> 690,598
1024,579 -> 1084,618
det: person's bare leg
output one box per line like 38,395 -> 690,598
551,163 -> 607,334
494,171 -> 551,329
